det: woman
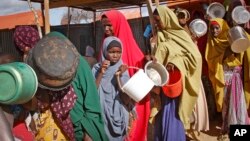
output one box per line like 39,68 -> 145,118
205,18 -> 249,135
175,9 -> 210,136
101,10 -> 150,141
26,32 -> 108,141
151,5 -> 202,140
92,36 -> 135,140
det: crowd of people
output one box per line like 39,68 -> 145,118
0,0 -> 250,141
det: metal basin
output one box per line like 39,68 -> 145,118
228,26 -> 250,53
0,62 -> 38,104
189,19 -> 207,38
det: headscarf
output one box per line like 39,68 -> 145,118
102,10 -> 150,140
102,10 -> 144,76
36,86 -> 77,140
205,18 -> 244,112
154,5 -> 202,129
92,36 -> 130,140
14,26 -> 40,52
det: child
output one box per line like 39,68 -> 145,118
92,36 -> 135,140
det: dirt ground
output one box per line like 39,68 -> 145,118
186,119 -> 229,141
147,116 -> 230,141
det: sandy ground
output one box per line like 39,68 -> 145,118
186,120 -> 229,141
148,117 -> 230,141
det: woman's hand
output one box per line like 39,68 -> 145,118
145,54 -> 157,63
100,60 -> 110,74
166,63 -> 175,71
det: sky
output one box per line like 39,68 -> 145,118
0,0 -> 68,25
0,0 -> 157,25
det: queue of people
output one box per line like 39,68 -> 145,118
0,1 -> 250,141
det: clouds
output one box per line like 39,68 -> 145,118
0,0 -> 40,16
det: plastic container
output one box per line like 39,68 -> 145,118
162,68 -> 182,98
120,69 -> 154,102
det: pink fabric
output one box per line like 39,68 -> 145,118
222,66 -> 249,134
103,10 -> 150,141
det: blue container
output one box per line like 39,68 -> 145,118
143,25 -> 152,38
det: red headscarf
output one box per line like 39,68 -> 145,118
14,26 -> 40,52
102,10 -> 150,141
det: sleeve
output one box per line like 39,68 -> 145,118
70,57 -> 108,141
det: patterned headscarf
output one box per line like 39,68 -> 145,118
36,86 -> 77,140
14,26 -> 40,52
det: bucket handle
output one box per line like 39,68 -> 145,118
116,66 -> 141,93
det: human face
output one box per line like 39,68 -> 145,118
210,24 -> 221,37
106,46 -> 122,65
153,14 -> 165,30
101,17 -> 114,37
177,13 -> 187,26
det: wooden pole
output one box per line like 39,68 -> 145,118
146,0 -> 156,37
67,7 -> 71,38
93,10 -> 96,52
155,0 -> 159,6
44,0 -> 50,34
27,0 -> 43,38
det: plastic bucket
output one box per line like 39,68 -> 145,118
162,68 -> 182,98
145,61 -> 169,86
0,62 -> 38,104
120,69 -> 154,102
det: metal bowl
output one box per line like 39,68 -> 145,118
206,2 -> 226,19
189,19 -> 207,38
232,6 -> 250,24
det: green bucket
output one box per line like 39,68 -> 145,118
0,62 -> 38,104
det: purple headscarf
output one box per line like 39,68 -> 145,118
14,26 -> 40,52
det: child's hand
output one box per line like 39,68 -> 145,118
116,64 -> 128,75
100,60 -> 110,74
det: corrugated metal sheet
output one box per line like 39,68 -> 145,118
0,17 -> 149,59
0,29 -> 22,58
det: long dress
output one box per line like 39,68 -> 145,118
154,93 -> 186,141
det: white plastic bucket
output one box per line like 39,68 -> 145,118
120,69 -> 154,102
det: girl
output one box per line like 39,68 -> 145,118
92,36 -> 135,140
205,18 -> 249,137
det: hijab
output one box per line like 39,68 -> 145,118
205,18 -> 244,112
14,26 -> 40,52
154,5 -> 202,129
102,10 -> 144,76
92,36 -> 130,140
